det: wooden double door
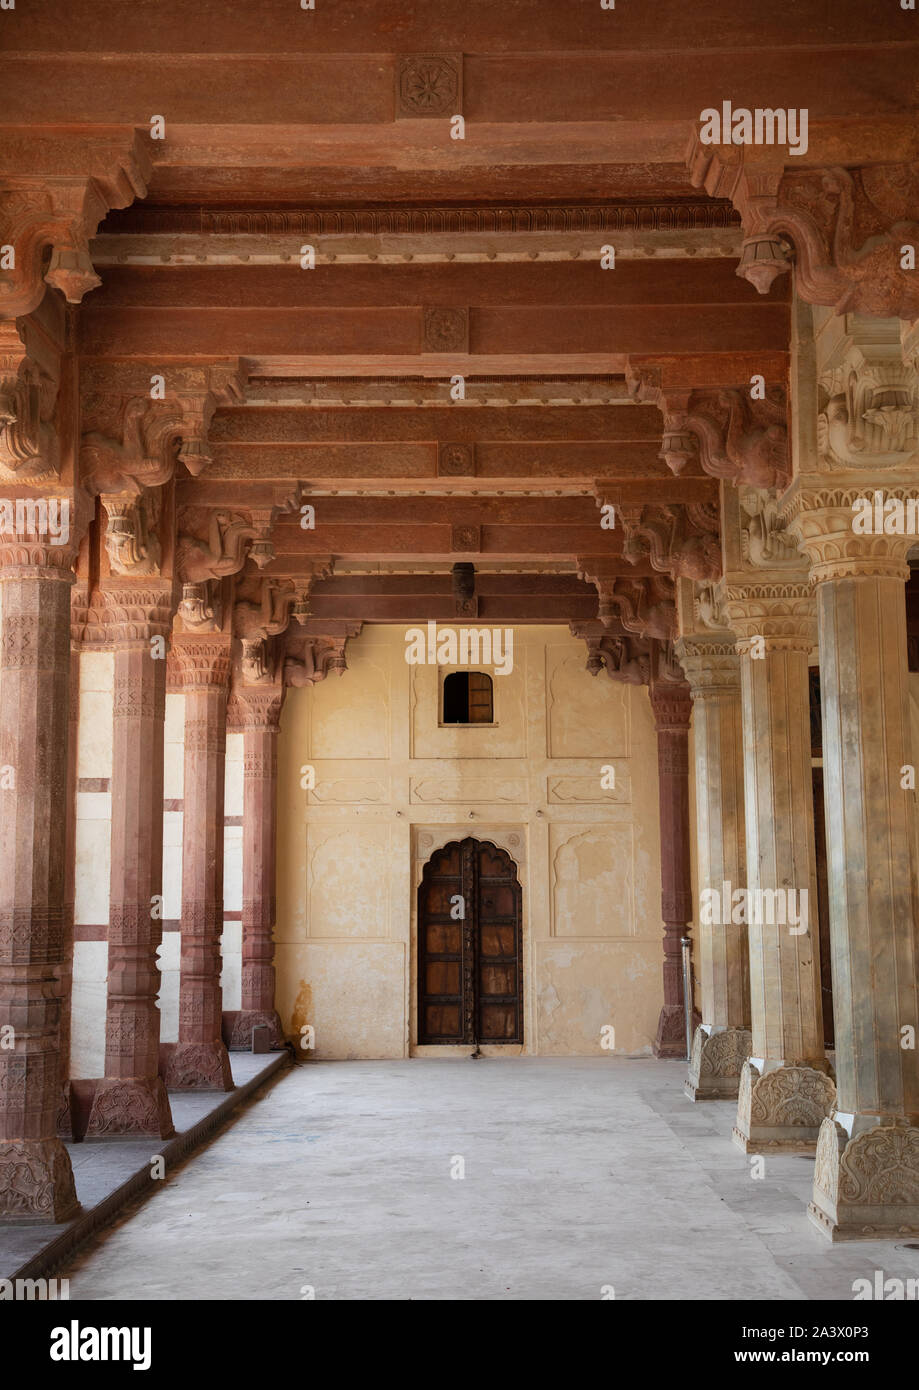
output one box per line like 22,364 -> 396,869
417,838 -> 523,1045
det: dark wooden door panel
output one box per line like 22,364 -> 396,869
418,837 -> 522,1046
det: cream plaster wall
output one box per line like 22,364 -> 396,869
275,624 -> 669,1059
71,650 -> 113,1079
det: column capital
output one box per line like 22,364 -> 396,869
721,580 -> 816,651
171,633 -> 233,690
227,684 -> 284,735
783,478 -> 916,584
89,578 -> 176,649
649,676 -> 693,733
674,635 -> 742,698
0,486 -> 93,576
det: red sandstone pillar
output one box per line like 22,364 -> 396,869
226,687 -> 284,1050
649,677 -> 695,1059
0,540 -> 80,1221
86,585 -> 176,1137
164,635 -> 234,1090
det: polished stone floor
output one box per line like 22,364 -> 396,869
61,1058 -> 919,1300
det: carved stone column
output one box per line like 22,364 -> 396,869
723,563 -> 834,1151
649,672 -> 695,1058
787,488 -> 919,1235
676,628 -> 752,1100
225,686 -> 284,1050
85,582 -> 175,1138
164,634 -> 234,1091
0,528 -> 80,1221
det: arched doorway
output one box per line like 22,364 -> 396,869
417,838 -> 523,1046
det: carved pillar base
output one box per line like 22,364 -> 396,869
732,1058 -> 836,1153
652,995 -> 699,1059
684,1025 -> 752,1102
85,1076 -> 175,1141
809,1116 -> 919,1242
224,1008 -> 284,1052
0,1139 -> 80,1224
164,1041 -> 234,1091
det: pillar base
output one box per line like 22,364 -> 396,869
808,1116 -> 919,1241
223,1009 -> 284,1052
732,1058 -> 836,1153
163,1041 -> 234,1092
0,1138 -> 81,1224
652,1003 -> 700,1059
684,1025 -> 752,1102
85,1077 -> 176,1141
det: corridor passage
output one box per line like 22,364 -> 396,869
64,1059 -> 919,1301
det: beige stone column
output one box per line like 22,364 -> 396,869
790,487 -> 919,1238
86,583 -> 175,1138
0,529 -> 80,1221
225,685 -> 284,1050
164,634 -> 235,1090
676,631 -> 751,1100
721,484 -> 835,1152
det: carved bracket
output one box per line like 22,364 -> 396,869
687,137 -> 919,320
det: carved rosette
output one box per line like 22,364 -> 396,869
810,1117 -> 919,1240
423,306 -> 469,353
396,54 -> 462,117
733,1060 -> 837,1152
685,1026 -> 753,1101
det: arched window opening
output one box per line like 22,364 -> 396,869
442,671 -> 493,724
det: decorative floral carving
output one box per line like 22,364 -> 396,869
423,306 -> 468,353
837,1121 -> 919,1206
748,1064 -> 836,1128
85,1077 -> 174,1138
397,55 -> 461,118
0,1138 -> 79,1221
438,442 -> 475,476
